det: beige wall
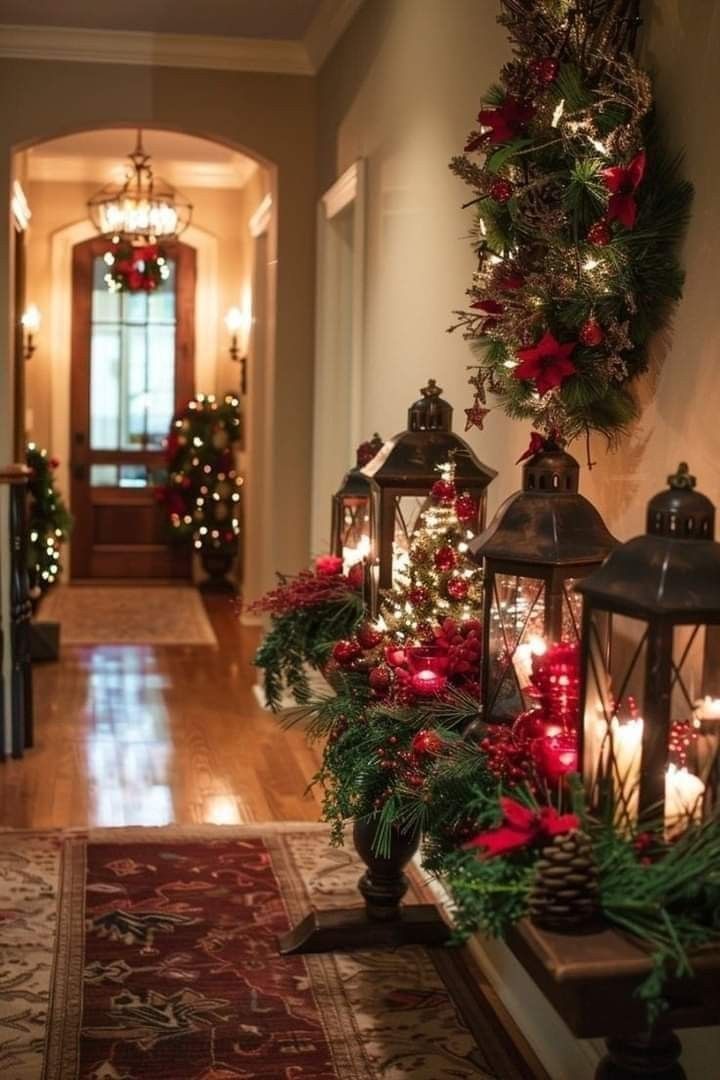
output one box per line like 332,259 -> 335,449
318,0 -> 720,544
0,59 -> 317,588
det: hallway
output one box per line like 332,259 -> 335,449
0,595 -> 323,828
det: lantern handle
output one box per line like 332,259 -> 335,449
668,462 -> 696,491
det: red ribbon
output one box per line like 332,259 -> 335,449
516,429 -> 562,464
463,796 -> 579,858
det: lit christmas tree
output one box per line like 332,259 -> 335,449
25,444 -> 72,603
158,392 -> 243,562
381,460 -> 483,642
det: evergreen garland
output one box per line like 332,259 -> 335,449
157,392 -> 243,557
450,0 -> 693,443
25,444 -> 72,601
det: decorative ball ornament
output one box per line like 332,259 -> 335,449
368,665 -> 392,694
446,576 -> 469,601
579,318 -> 605,347
455,493 -> 478,523
408,585 -> 431,607
431,478 -> 457,504
347,563 -> 365,590
411,729 -> 444,758
489,177 -> 514,204
512,708 -> 562,746
332,639 -> 362,667
357,622 -> 384,650
434,545 -> 458,572
586,220 -> 612,246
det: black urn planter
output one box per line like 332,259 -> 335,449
199,549 -> 236,593
278,815 -> 450,955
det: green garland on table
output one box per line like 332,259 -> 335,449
451,0 -> 693,443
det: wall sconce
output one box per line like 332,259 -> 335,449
224,305 -> 251,394
21,305 -> 41,359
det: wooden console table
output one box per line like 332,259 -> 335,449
507,919 -> 720,1078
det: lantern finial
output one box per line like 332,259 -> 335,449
420,379 -> 443,399
668,462 -> 696,490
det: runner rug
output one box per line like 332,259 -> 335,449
0,823 -> 543,1080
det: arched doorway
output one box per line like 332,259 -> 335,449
15,127 -> 273,594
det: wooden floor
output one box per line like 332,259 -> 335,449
0,595 -> 324,828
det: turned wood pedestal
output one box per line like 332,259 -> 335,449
278,818 -> 450,955
507,920 -> 720,1079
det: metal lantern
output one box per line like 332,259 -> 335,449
577,463 -> 720,833
361,380 -> 496,613
470,445 -> 616,722
331,434 -> 384,572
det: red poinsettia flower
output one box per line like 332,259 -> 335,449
513,331 -> 577,396
602,151 -> 646,229
466,97 -> 535,150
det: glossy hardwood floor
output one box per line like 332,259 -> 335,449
0,595 -> 324,828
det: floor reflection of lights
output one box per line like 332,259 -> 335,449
85,648 -> 175,826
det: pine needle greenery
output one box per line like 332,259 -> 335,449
450,0 -> 693,444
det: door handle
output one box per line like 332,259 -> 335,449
73,464 -> 86,481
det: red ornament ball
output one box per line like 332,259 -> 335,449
357,621 -> 384,650
446,576 -> 469,601
489,177 -> 513,204
332,639 -> 362,667
531,57 -> 559,85
434,545 -> 458,572
368,665 -> 392,694
408,585 -> 430,607
587,220 -> 612,246
579,318 -> 605,347
454,493 -> 477,524
347,562 -> 365,590
411,729 -> 444,758
512,708 -> 563,746
431,478 -> 457,505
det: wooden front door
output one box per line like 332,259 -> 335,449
70,238 -> 195,580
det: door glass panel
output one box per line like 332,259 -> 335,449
119,464 -> 149,488
90,465 -> 119,486
90,254 -> 176,453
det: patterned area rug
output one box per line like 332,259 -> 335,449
0,824 -> 543,1080
38,586 -> 218,646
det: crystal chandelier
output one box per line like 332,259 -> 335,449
87,130 -> 192,242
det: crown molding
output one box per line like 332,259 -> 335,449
303,0 -> 364,70
0,6 -> 364,76
0,24 -> 314,75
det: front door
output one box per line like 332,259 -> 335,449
70,237 -> 195,579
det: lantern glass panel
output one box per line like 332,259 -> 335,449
392,495 -> 428,586
339,496 -> 371,569
582,610 -> 719,831
488,573 -> 546,719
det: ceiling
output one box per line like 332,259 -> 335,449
0,0 -> 323,38
26,129 -> 258,190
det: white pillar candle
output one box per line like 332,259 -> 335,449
694,696 -> 720,724
512,634 -> 546,690
609,716 -> 644,824
665,764 -> 705,837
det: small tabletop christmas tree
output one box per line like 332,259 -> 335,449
25,444 -> 72,606
381,460 -> 484,641
158,392 -> 243,588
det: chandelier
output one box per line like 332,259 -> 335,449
88,130 -> 192,243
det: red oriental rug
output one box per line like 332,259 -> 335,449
0,824 -> 544,1080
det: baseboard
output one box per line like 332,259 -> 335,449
418,859 -> 602,1080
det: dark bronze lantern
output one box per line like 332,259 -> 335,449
470,444 -> 616,722
331,434 -> 384,572
361,380 -> 496,613
577,463 -> 720,833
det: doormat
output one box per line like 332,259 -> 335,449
39,586 -> 218,646
0,823 -> 544,1079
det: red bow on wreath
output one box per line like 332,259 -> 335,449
602,151 -> 646,230
463,797 -> 579,858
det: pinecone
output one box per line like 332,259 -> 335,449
528,830 -> 600,931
